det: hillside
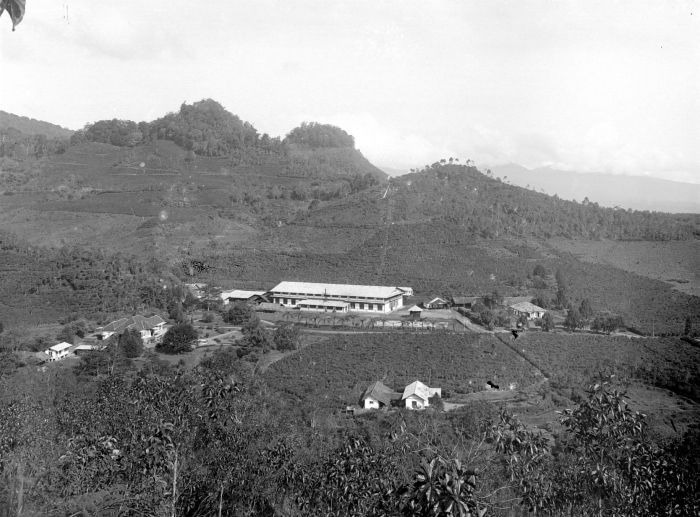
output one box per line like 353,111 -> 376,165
0,110 -> 74,139
0,106 -> 698,335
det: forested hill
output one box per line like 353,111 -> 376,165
391,162 -> 696,240
301,161 -> 696,241
69,99 -> 386,182
0,111 -> 74,139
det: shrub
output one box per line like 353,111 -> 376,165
273,323 -> 300,351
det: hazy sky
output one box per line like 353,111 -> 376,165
1,1 -> 698,182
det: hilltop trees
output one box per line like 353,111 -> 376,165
285,122 -> 354,148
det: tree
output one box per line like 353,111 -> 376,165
533,264 -> 546,278
56,324 -> 75,344
517,313 -> 529,329
554,287 -> 568,309
491,379 -> 699,516
531,296 -> 549,309
224,302 -> 256,325
157,323 -> 197,354
555,268 -> 567,290
118,328 -> 143,358
564,307 -> 582,331
541,311 -> 555,332
0,321 -> 3,335
579,298 -> 593,321
684,316 -> 693,336
273,323 -> 300,351
242,319 -> 271,350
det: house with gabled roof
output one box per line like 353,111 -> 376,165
424,297 -> 448,310
508,302 -> 546,320
220,289 -> 269,305
402,380 -> 442,410
45,342 -> 72,361
96,315 -> 167,343
361,381 -> 401,409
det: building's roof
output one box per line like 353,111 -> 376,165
362,381 -> 400,406
129,315 -> 166,331
452,296 -> 479,305
221,289 -> 267,300
408,305 -> 423,312
510,301 -> 546,313
504,296 -> 533,306
49,342 -> 73,352
270,281 -> 404,300
100,317 -> 130,333
402,380 -> 441,402
298,299 -> 349,308
257,302 -> 283,312
398,287 -> 414,295
100,315 -> 166,334
426,297 -> 448,305
73,344 -> 102,351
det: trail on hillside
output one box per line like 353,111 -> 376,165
493,332 -> 549,380
375,186 -> 394,279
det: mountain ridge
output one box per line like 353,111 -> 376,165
490,163 -> 700,214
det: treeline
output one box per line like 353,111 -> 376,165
285,121 -> 355,148
0,350 -> 697,515
0,232 -> 183,326
72,100 -> 358,159
394,162 -> 696,240
0,127 -> 69,159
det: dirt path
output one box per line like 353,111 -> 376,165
375,187 -> 394,279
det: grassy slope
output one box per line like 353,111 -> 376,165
264,332 -> 543,411
514,333 -> 700,401
0,111 -> 74,139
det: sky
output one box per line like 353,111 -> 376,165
1,0 -> 699,183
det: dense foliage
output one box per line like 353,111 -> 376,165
157,323 -> 197,354
284,121 -> 355,148
392,163 -> 694,241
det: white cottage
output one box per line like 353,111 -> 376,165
402,380 -> 442,410
45,342 -> 72,361
361,381 -> 400,409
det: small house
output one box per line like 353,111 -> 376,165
361,381 -> 401,409
220,289 -> 269,305
402,380 -> 442,410
73,344 -> 104,356
451,296 -> 479,309
185,283 -> 207,299
508,302 -> 546,320
424,297 -> 448,310
45,342 -> 72,361
408,305 -> 423,320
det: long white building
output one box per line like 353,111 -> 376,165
269,281 -> 409,313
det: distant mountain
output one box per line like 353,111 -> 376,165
380,166 -> 409,177
490,164 -> 700,214
0,110 -> 73,139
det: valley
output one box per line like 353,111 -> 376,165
1,101 -> 698,516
